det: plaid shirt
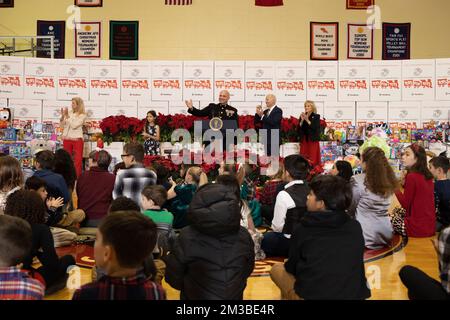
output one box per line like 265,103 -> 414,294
0,267 -> 45,300
438,227 -> 450,294
260,180 -> 284,206
113,164 -> 157,207
241,177 -> 255,202
72,272 -> 166,300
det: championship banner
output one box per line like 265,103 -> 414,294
138,101 -> 169,118
339,60 -> 370,102
275,61 -> 307,102
347,24 -> 373,59
382,23 -> 411,60
370,60 -> 402,102
245,61 -> 275,101
388,101 -> 420,125
402,59 -> 435,101
307,61 -> 338,102
346,0 -> 374,9
121,61 -> 152,102
356,102 -> 388,123
0,56 -> 24,99
57,59 -> 89,101
183,61 -> 214,101
8,99 -> 42,122
151,61 -> 183,101
110,21 -> 139,60
75,22 -> 101,59
42,100 -> 68,122
37,20 -> 65,59
324,102 -> 356,124
89,60 -> 121,101
436,58 -> 450,101
106,101 -> 138,118
310,22 -> 339,60
214,61 -> 245,101
24,58 -> 57,100
420,101 -> 450,126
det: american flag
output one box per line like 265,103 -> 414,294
165,0 -> 193,4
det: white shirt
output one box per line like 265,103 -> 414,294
271,180 -> 305,238
60,111 -> 87,139
261,105 -> 276,120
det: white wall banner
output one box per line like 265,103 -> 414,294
324,101 -> 356,123
42,100 -> 68,122
388,101 -> 421,125
121,61 -> 152,102
307,61 -> 338,102
402,59 -> 435,101
420,101 -> 450,125
436,58 -> 450,101
338,60 -> 370,102
57,59 -> 89,101
356,102 -> 388,122
183,61 -> 214,101
275,102 -> 294,118
152,61 -> 183,101
370,60 -> 402,101
106,101 -> 138,117
275,61 -> 307,102
8,99 -> 42,121
233,102 -> 259,117
24,58 -> 57,100
138,101 -> 169,118
169,101 -> 196,115
84,100 -> 106,132
89,60 -> 121,101
214,61 -> 245,102
245,61 -> 275,101
0,56 -> 24,99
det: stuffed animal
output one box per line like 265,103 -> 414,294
27,139 -> 57,155
0,108 -> 11,129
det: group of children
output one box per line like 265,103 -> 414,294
0,139 -> 449,300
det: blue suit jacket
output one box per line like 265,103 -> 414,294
254,105 -> 283,145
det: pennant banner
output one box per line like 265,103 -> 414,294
346,0 -> 374,9
75,22 -> 101,59
37,20 -> 65,59
347,24 -> 373,59
310,22 -> 339,60
110,21 -> 139,60
382,23 -> 411,60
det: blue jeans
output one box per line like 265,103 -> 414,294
261,232 -> 290,257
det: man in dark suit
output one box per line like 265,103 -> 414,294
254,94 -> 283,157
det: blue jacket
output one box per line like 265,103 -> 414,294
33,170 -> 70,205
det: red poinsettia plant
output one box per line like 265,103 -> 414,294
280,116 -> 300,143
100,115 -> 145,144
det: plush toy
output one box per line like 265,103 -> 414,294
27,139 -> 57,155
344,155 -> 361,169
0,108 -> 11,129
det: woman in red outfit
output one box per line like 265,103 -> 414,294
297,100 -> 321,167
394,144 -> 435,237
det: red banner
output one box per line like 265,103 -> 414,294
347,0 -> 374,9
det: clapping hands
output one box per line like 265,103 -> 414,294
46,197 -> 64,209
185,99 -> 193,110
256,105 -> 264,117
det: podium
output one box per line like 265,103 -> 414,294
196,119 -> 238,151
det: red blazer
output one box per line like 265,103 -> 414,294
395,172 -> 435,237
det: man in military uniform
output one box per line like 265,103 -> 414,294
185,90 -> 238,152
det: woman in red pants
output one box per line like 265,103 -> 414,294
297,100 -> 321,167
60,97 -> 87,177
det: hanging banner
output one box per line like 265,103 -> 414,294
24,58 -> 57,100
110,21 -> 139,60
151,61 -> 183,101
138,101 -> 169,118
370,60 -> 402,101
346,0 -> 374,9
310,22 -> 339,60
106,101 -> 138,118
339,60 -> 370,101
57,59 -> 89,101
183,61 -> 214,101
245,61 -> 275,101
89,60 -> 121,101
214,61 -> 245,101
356,102 -> 388,122
0,56 -> 24,99
36,20 -> 65,59
75,21 -> 101,59
307,61 -> 338,102
347,24 -> 373,59
436,58 -> 450,101
8,99 -> 42,122
402,59 -> 435,101
420,101 -> 450,126
324,101 -> 356,124
388,101 -> 420,125
121,61 -> 152,102
275,61 -> 307,102
382,23 -> 411,60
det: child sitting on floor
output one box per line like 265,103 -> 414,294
429,156 -> 450,231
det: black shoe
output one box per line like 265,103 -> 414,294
45,274 -> 69,296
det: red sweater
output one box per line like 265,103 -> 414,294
395,172 -> 435,237
76,167 -> 116,221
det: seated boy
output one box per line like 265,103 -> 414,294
0,215 -> 45,300
73,211 -> 166,300
429,156 -> 450,231
270,175 -> 371,300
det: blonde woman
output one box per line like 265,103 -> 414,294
60,97 -> 87,177
298,100 -> 321,167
